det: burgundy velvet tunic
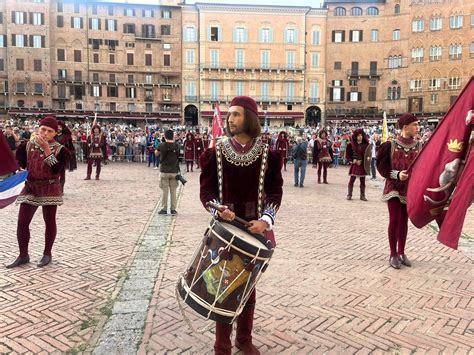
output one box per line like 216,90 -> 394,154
195,138 -> 204,158
347,142 -> 369,176
86,134 -> 107,161
0,131 -> 19,177
16,141 -> 68,206
200,137 -> 283,224
377,136 -> 421,204
275,138 -> 289,161
314,138 -> 332,163
184,139 -> 196,161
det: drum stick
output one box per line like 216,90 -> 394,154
206,202 -> 251,227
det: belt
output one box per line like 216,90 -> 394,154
27,179 -> 59,186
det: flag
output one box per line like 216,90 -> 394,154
92,112 -> 97,127
211,102 -> 223,148
407,76 -> 474,249
0,171 -> 28,209
381,111 -> 389,143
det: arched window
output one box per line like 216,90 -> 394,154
367,7 -> 379,16
334,7 -> 346,16
394,4 -> 400,15
351,7 -> 362,16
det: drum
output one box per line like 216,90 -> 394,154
177,218 -> 274,324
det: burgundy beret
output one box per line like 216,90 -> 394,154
398,113 -> 418,129
39,116 -> 58,131
230,96 -> 258,115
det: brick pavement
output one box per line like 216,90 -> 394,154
140,164 -> 474,354
0,163 -> 161,353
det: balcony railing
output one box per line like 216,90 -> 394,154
135,32 -> 160,41
185,95 -> 197,102
326,107 -> 383,116
346,69 -> 382,78
307,97 -> 320,104
201,62 -> 306,71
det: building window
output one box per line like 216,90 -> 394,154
429,78 -> 441,91
235,49 -> 245,68
145,103 -> 153,113
31,35 -> 44,48
470,42 -> 474,57
57,16 -> 64,27
34,59 -> 42,71
409,79 -> 422,92
210,49 -> 219,68
210,26 -> 220,41
145,74 -> 153,84
394,4 -> 400,15
109,74 -> 116,82
430,93 -> 438,105
333,31 -> 345,43
334,61 -> 342,70
311,53 -> 320,68
57,2 -> 63,12
0,59 -> 4,71
210,81 -> 218,100
16,59 -> 24,71
186,49 -> 195,64
260,28 -> 272,43
128,103 -> 135,112
13,11 -> 26,24
350,30 -> 362,42
285,28 -> 296,44
164,54 -> 171,66
351,7 -> 362,16
33,83 -> 42,94
71,17 -> 83,29
127,53 -> 134,65
32,13 -> 44,25
429,46 -> 442,61
161,25 -> 171,36
58,69 -> 67,80
368,87 -> 376,101
93,53 -> 99,63
387,86 -> 401,100
388,55 -> 402,69
145,54 -> 152,66
126,87 -> 136,98
449,43 -> 462,59
334,7 -> 346,16
91,4 -> 98,15
349,91 -> 360,101
90,18 -> 101,30
74,50 -> 81,62
185,27 -> 196,42
108,86 -> 118,97
106,19 -> 117,31
74,70 -> 82,81
16,82 -> 26,93
92,73 -> 99,82
57,49 -> 65,61
186,81 -> 196,96
312,29 -> 320,45
261,50 -> 270,69
392,29 -> 400,41
448,77 -> 461,89
74,3 -> 80,13
58,85 -> 66,98
430,17 -> 442,31
367,7 -> 379,16
286,82 -> 295,101
412,19 -> 424,32
109,54 -> 115,64
286,51 -> 295,69
0,35 -> 5,48
124,8 -> 135,16
123,23 -> 135,34
411,47 -> 424,62
161,10 -> 172,19
13,34 -> 27,47
143,9 -> 154,18
234,27 -> 247,43
349,79 -> 357,86
450,14 -> 463,29
145,88 -> 153,101
108,6 -> 114,16
236,81 -> 244,96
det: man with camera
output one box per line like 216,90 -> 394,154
157,129 -> 183,215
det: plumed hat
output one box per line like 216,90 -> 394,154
39,116 -> 58,131
230,96 -> 258,115
398,113 -> 418,129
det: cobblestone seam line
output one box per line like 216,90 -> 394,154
370,179 -> 473,260
91,185 -> 183,354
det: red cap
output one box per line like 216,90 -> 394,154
398,113 -> 418,129
230,96 -> 258,115
39,116 -> 58,131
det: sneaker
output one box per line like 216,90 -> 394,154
158,209 -> 167,215
170,210 -> 177,215
154,167 -> 158,170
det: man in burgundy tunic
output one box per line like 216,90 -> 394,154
346,129 -> 370,201
200,96 -> 283,355
377,114 -> 421,269
84,125 -> 107,180
275,131 -> 289,171
184,132 -> 196,172
7,116 -> 69,268
312,129 -> 333,184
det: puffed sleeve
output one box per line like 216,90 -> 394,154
262,149 -> 283,225
15,142 -> 27,169
376,141 -> 393,179
199,147 -> 219,210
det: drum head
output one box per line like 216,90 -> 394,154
219,222 -> 267,249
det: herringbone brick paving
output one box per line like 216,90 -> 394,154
141,164 -> 473,354
0,164 -> 160,353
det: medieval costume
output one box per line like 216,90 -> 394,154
203,133 -> 210,150
377,113 -> 421,269
7,116 -> 69,268
85,125 -> 107,180
184,132 -> 196,172
55,121 -> 77,191
200,96 -> 283,355
260,132 -> 272,146
275,131 -> 290,171
312,129 -> 333,184
195,133 -> 205,169
0,130 -> 19,180
346,129 -> 370,201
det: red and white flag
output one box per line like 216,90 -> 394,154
407,76 -> 474,249
211,102 -> 224,148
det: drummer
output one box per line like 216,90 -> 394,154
200,96 -> 283,355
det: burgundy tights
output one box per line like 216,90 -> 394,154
348,175 -> 366,189
387,198 -> 408,257
317,162 -> 330,182
17,203 -> 58,257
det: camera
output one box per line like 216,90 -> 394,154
175,174 -> 187,186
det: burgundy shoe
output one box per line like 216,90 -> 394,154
399,254 -> 412,267
389,256 -> 401,269
235,340 -> 260,355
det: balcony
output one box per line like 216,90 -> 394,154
185,95 -> 197,102
159,105 -> 180,114
201,96 -> 304,104
201,62 -> 306,72
346,69 -> 382,79
135,32 -> 160,41
307,97 -> 320,104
